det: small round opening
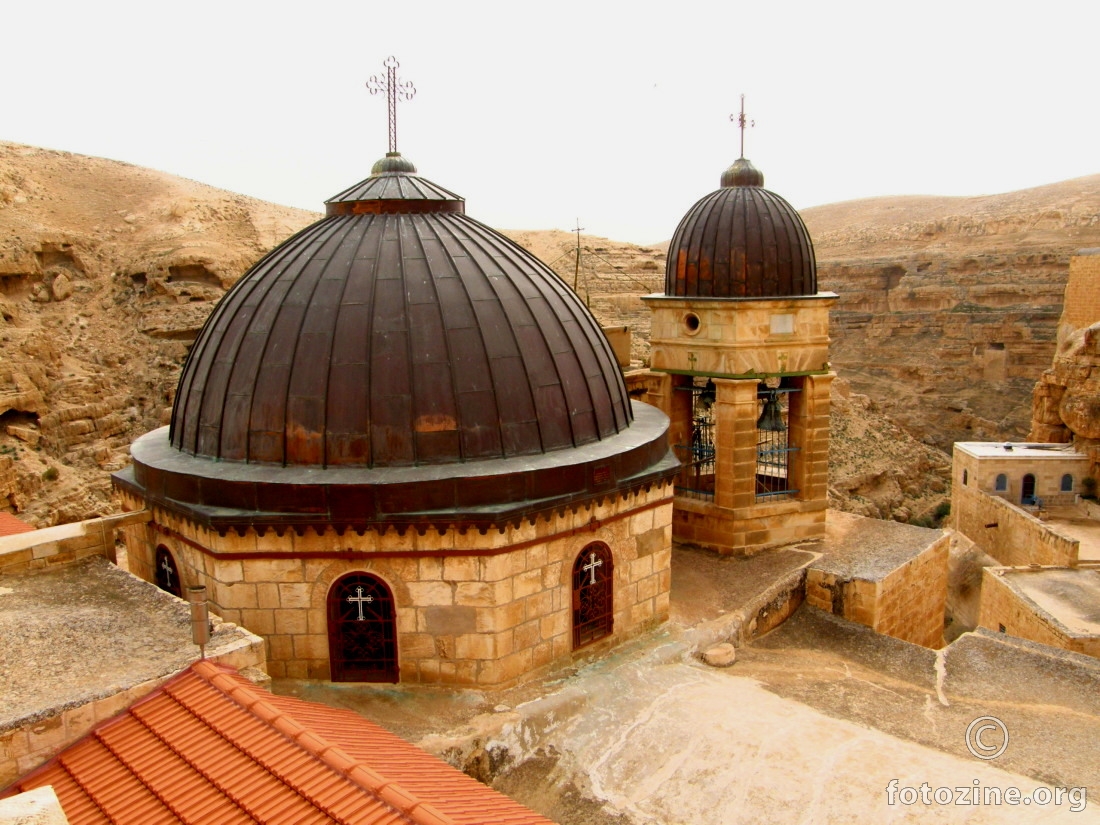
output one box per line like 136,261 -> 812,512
684,313 -> 701,334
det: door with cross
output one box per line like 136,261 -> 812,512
327,573 -> 398,682
572,543 -> 614,648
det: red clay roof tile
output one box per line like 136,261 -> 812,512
4,661 -> 557,825
0,512 -> 34,536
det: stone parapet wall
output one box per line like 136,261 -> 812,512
978,568 -> 1100,659
673,498 -> 827,556
952,482 -> 1078,567
0,510 -> 150,576
119,483 -> 674,687
805,533 -> 949,649
0,639 -> 265,789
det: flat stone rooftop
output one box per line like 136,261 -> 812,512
0,556 -> 261,730
996,567 -> 1100,636
955,441 -> 1089,460
811,509 -> 944,580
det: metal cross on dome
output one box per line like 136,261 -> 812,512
346,586 -> 374,621
583,552 -> 603,586
367,56 -> 416,154
730,93 -> 754,159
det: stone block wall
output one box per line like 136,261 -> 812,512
0,511 -> 150,577
805,533 -> 949,649
0,632 -> 265,789
1059,251 -> 1100,331
952,482 -> 1079,567
978,568 -> 1100,659
118,483 -> 674,687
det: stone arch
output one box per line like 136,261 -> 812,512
995,473 -> 1008,492
327,571 -> 399,683
154,545 -> 183,598
1061,473 -> 1074,493
572,542 -> 614,649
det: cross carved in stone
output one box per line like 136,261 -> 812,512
729,93 -> 754,159
346,586 -> 374,621
366,56 -> 416,154
583,553 -> 603,586
161,555 -> 174,589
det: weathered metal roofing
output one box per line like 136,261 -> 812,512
6,661 -> 557,825
665,158 -> 817,299
171,159 -> 633,469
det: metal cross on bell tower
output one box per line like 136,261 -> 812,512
367,56 -> 416,154
729,94 -> 754,159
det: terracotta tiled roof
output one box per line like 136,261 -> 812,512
0,512 -> 34,537
6,661 -> 556,825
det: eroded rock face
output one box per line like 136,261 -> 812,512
0,141 -> 317,525
1028,252 -> 1100,472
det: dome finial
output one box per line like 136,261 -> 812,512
729,93 -> 754,160
366,56 -> 416,156
722,95 -> 763,187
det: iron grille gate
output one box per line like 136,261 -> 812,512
755,386 -> 800,502
673,379 -> 716,500
572,544 -> 613,648
328,573 -> 398,682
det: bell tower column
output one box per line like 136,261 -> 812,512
713,378 -> 759,510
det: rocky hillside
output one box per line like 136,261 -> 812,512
0,142 -> 317,524
6,141 -> 1051,529
804,178 -> 1100,452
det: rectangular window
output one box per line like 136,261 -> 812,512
674,378 -> 716,501
756,383 -> 800,503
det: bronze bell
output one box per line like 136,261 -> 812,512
756,391 -> 785,432
700,379 -> 717,408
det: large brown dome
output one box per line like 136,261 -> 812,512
115,154 -> 677,534
665,158 -> 817,298
170,155 -> 632,468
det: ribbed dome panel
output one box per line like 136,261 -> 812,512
170,212 -> 632,468
665,186 -> 817,298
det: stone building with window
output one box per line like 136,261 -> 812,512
639,157 -> 837,555
113,150 -> 679,686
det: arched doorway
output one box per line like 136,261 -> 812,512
572,543 -> 614,648
327,573 -> 398,683
1021,473 -> 1037,506
154,546 -> 182,598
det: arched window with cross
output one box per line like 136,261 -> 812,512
327,572 -> 398,682
572,543 -> 614,649
154,546 -> 182,598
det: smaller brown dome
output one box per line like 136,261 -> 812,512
665,158 -> 816,299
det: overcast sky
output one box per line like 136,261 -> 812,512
5,0 -> 1097,244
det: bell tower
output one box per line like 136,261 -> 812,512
642,119 -> 836,554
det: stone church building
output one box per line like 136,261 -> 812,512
114,124 -> 836,684
114,150 -> 680,686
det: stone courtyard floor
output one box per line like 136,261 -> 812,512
274,544 -> 1100,824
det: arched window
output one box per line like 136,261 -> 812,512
995,473 -> 1007,492
1021,474 -> 1037,505
327,573 -> 398,683
572,543 -> 614,648
154,546 -> 182,598
1061,473 -> 1074,492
